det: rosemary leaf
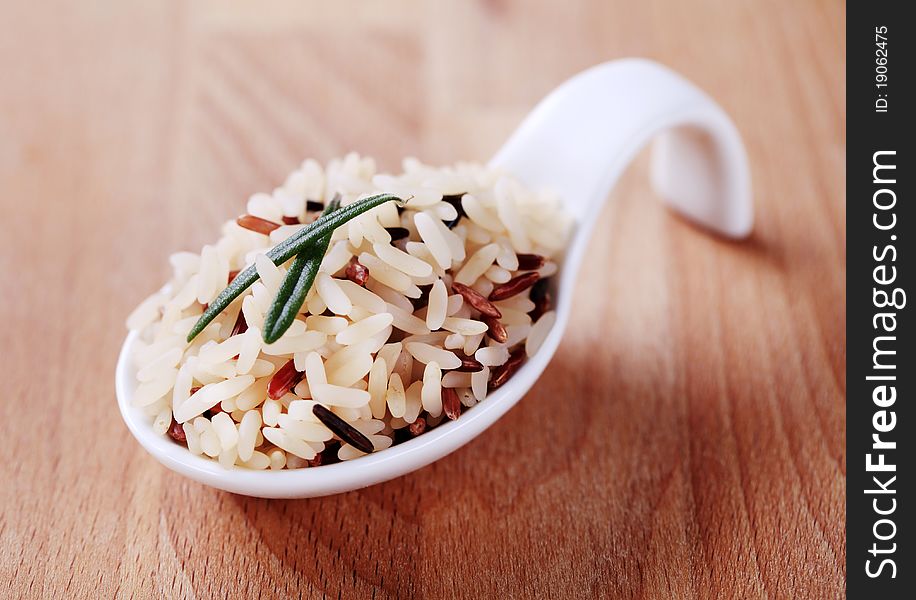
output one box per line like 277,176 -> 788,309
262,199 -> 341,344
186,193 -> 399,342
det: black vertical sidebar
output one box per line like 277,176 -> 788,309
847,2 -> 912,597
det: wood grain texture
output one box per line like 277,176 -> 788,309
0,0 -> 845,598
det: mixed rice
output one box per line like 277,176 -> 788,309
126,154 -> 571,470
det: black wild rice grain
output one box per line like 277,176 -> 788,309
411,284 -> 433,310
529,278 -> 551,321
312,404 -> 375,454
441,193 -> 466,229
385,227 -> 410,241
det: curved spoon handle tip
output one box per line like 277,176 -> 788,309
490,58 -> 753,238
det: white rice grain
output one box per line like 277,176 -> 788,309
237,410 -> 261,461
495,295 -> 536,313
495,180 -> 531,253
336,279 -> 387,313
454,243 -> 499,285
315,272 -> 352,315
248,358 -> 274,378
311,383 -> 370,408
305,315 -> 349,334
441,371 -> 472,388
442,317 -> 488,336
475,346 -> 510,367
470,278 -> 494,299
338,444 -> 366,461
373,242 -> 433,278
241,294 -> 264,331
196,245 -> 221,304
320,240 -> 353,275
421,361 -> 443,417
463,332 -> 485,356
127,292 -> 168,331
268,448 -> 287,470
484,265 -> 512,284
235,377 -> 269,411
526,311 -> 556,357
303,351 -> 327,387
171,375 -> 254,423
425,279 -> 448,330
385,303 -> 430,336
255,253 -> 283,294
198,335 -> 245,367
368,357 -> 389,419
196,418 -> 221,457
168,277 -> 201,313
136,347 -> 182,382
247,192 -> 284,223
153,407 -> 172,436
261,331 -> 327,356
458,387 -> 477,408
505,323 -> 532,347
497,307 -> 532,326
461,194 -> 503,233
471,366 -> 490,401
133,369 -> 178,408
404,381 -> 423,423
404,342 -> 461,369
324,343 -> 374,387
263,428 -> 316,460
243,450 -> 271,470
386,373 -> 407,418
305,289 -> 327,316
262,398 -> 281,427
446,294 -> 464,316
211,412 -> 239,451
495,237 -> 520,271
413,212 -> 452,269
370,341 -> 398,373
538,261 -> 559,278
183,422 -> 202,455
288,399 -> 320,422
171,358 -> 195,411
336,313 -> 394,346
444,333 -> 465,350
359,252 -> 414,292
235,327 -> 263,375
277,414 -> 334,442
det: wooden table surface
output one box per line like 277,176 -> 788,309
1,1 -> 845,597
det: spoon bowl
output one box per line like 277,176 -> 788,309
116,58 -> 751,498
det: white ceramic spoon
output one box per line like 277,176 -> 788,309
116,58 -> 752,498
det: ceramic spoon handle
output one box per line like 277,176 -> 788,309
489,58 -> 753,238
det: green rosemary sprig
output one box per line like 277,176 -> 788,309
186,193 -> 399,342
261,198 -> 341,344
